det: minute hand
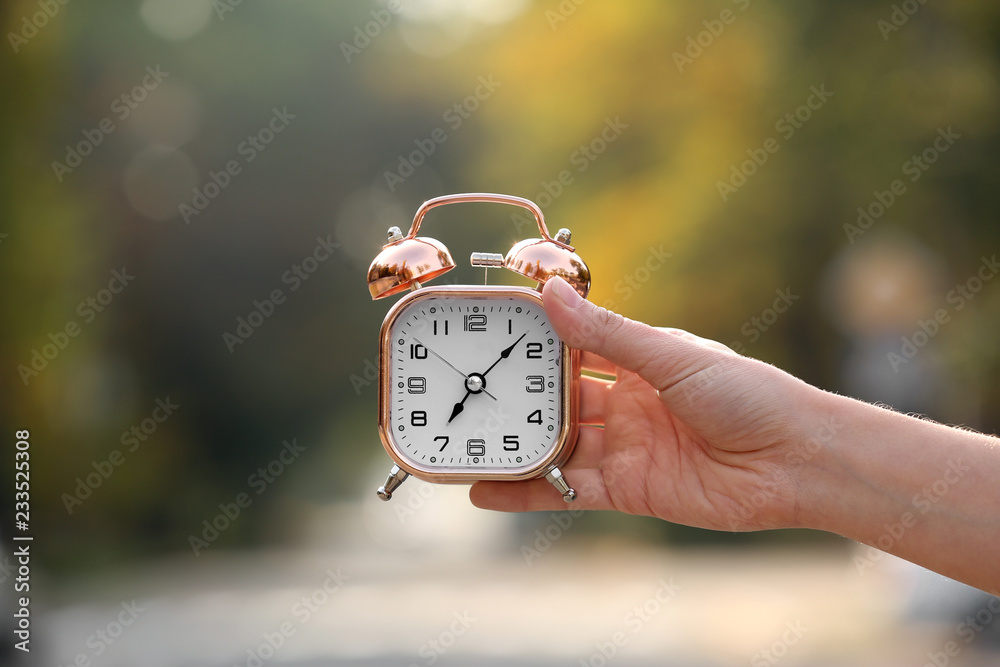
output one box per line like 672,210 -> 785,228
482,333 -> 526,377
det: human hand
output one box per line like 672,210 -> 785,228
470,276 -> 820,532
472,276 -> 1000,591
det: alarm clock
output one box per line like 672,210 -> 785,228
367,193 -> 591,503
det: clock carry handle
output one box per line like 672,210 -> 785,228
416,193 -> 591,298
406,193 -> 568,246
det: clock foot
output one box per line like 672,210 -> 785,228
545,467 -> 577,503
377,464 -> 409,501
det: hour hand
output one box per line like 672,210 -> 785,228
448,373 -> 487,423
448,392 -> 470,424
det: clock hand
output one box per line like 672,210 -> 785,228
413,337 -> 498,401
448,371 -> 491,424
447,391 -> 471,424
413,337 -> 467,380
481,332 -> 526,377
454,335 -> 524,415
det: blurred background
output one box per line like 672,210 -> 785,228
2,0 -> 999,665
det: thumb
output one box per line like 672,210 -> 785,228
542,276 -> 723,393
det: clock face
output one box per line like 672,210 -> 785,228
379,286 -> 569,477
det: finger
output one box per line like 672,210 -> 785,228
579,376 -> 612,425
470,467 -> 613,512
542,277 -> 725,394
660,327 -> 738,355
566,425 -> 606,469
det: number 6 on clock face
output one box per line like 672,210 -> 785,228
377,285 -> 580,482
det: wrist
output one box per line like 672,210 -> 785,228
781,384 -> 878,534
735,362 -> 1000,590
787,385 -> 993,544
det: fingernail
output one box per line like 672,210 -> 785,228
549,276 -> 583,308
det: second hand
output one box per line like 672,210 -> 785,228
413,337 -> 497,401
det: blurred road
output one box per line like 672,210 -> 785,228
32,488 -> 1000,667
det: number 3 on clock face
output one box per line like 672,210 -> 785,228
377,285 -> 580,482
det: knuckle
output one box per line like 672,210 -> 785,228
592,306 -> 628,349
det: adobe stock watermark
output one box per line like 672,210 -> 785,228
843,126 -> 960,243
521,448 -> 644,566
407,610 -> 477,667
716,84 -> 833,202
17,267 -> 135,386
579,578 -> 681,667
399,405 -> 507,484
510,116 -> 629,235
673,0 -> 752,73
751,620 -> 809,667
7,0 -> 71,54
55,600 -> 146,667
521,507 -> 586,566
179,106 -> 296,224
854,457 -> 969,574
887,254 -> 997,373
877,0 -> 930,41
213,0 -> 245,22
678,363 -> 727,408
62,396 -> 179,514
340,0 -> 403,63
728,287 -> 799,355
232,567 -> 351,667
52,65 -> 169,182
392,478 -> 437,525
188,438 -> 306,556
724,415 -> 844,531
783,416 -> 844,467
601,245 -> 672,311
920,595 -> 1000,667
545,0 -> 586,31
350,283 -> 464,396
383,74 -> 502,192
394,403 -> 511,525
222,234 -> 340,352
350,356 -> 380,396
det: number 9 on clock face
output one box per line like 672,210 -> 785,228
377,285 -> 580,482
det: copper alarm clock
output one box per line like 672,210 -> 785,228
366,193 -> 591,503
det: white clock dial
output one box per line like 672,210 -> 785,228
385,290 -> 563,473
